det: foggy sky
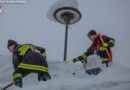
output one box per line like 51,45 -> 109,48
0,0 -> 130,67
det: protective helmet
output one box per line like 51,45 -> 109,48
7,39 -> 17,48
87,30 -> 97,36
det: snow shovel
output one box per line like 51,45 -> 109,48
1,73 -> 30,90
86,67 -> 102,75
83,61 -> 102,75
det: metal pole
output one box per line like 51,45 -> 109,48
64,21 -> 69,61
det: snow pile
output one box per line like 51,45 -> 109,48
0,55 -> 13,84
47,0 -> 79,22
0,55 -> 130,90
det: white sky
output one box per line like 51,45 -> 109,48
0,0 -> 130,67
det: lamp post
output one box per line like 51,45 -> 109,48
54,7 -> 81,61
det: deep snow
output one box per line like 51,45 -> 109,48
0,55 -> 130,90
0,0 -> 130,89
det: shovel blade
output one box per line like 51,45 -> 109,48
86,67 -> 102,75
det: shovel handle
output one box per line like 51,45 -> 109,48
1,73 -> 30,90
83,61 -> 87,71
1,83 -> 13,90
99,33 -> 112,62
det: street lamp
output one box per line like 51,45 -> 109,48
54,7 -> 81,61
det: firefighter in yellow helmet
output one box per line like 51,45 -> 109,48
7,39 -> 51,88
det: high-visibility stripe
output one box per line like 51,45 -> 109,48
82,53 -> 87,60
108,40 -> 115,46
101,58 -> 108,62
18,63 -> 48,72
18,45 -> 37,57
18,65 -> 48,72
22,47 -> 28,55
13,73 -> 22,80
19,63 -> 48,69
20,47 -> 27,56
19,64 -> 48,71
42,52 -> 46,57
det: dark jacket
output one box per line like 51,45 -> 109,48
78,35 -> 115,60
12,44 -> 46,70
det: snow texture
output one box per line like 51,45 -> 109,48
0,55 -> 130,90
47,0 -> 79,22
0,0 -> 130,89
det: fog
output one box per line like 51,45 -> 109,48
0,0 -> 130,67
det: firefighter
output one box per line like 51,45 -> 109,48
7,39 -> 51,88
73,30 -> 115,67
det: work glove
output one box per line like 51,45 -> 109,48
38,72 -> 51,81
73,57 -> 87,64
99,43 -> 109,51
14,77 -> 22,88
73,58 -> 79,63
102,43 -> 109,47
81,59 -> 87,64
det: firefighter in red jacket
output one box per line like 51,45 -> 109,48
73,30 -> 115,67
7,40 -> 51,88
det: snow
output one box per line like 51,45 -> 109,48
0,55 -> 130,90
47,0 -> 79,22
0,0 -> 130,89
0,0 -> 130,66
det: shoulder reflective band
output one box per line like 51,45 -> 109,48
18,63 -> 48,72
42,52 -> 46,57
18,45 -> 36,57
